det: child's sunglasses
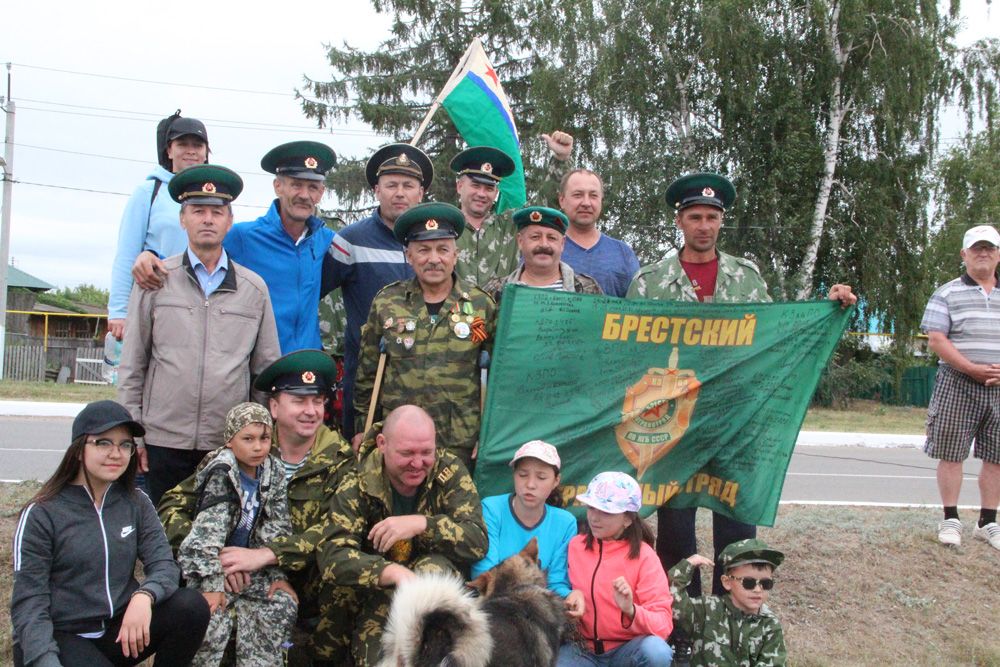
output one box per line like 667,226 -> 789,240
728,575 -> 775,591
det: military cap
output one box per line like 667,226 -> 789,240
717,538 -> 784,571
253,349 -> 338,395
513,206 -> 568,234
450,146 -> 515,185
168,164 -> 243,206
261,141 -> 336,181
366,143 -> 433,190
665,172 -> 736,212
393,202 -> 466,245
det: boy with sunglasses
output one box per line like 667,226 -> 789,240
667,538 -> 786,666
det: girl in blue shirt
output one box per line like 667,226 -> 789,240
471,440 -> 584,617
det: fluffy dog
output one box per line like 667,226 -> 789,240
377,538 -> 575,667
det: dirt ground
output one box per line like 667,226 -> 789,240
2,482 -> 997,666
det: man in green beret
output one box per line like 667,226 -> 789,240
323,143 -> 434,443
119,165 -> 281,506
668,538 -> 787,666
353,202 -> 496,468
159,349 -> 357,666
453,132 -> 576,286
483,205 -> 602,302
627,172 -> 856,598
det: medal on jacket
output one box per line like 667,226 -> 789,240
470,316 -> 488,344
454,322 -> 470,339
384,317 -> 394,329
405,320 -> 416,332
387,539 -> 413,563
403,337 -> 414,350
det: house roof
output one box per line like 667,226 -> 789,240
6,265 -> 55,292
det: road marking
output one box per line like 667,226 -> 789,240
787,472 -> 977,481
780,500 -> 979,509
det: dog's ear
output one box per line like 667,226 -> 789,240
467,570 -> 493,596
520,536 -> 540,563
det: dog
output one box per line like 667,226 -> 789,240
376,537 -> 576,667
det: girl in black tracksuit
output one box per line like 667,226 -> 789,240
10,400 -> 210,667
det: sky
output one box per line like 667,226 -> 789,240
1,1 -> 997,291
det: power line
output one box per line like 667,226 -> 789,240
13,180 -> 269,210
14,142 -> 272,177
12,62 -> 292,97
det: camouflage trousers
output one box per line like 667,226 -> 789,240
191,579 -> 298,667
288,568 -> 358,665
352,554 -> 460,667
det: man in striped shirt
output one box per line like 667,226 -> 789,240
921,224 -> 1000,550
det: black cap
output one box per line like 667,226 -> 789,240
253,349 -> 338,395
261,141 -> 337,182
393,202 -> 466,245
168,164 -> 244,206
665,172 -> 736,212
450,146 -> 515,185
166,117 -> 209,144
72,400 -> 145,441
366,143 -> 433,190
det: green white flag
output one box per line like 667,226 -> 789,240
475,286 -> 852,526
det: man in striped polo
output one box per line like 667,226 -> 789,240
921,224 -> 1000,550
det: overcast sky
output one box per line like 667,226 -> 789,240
2,1 -> 997,291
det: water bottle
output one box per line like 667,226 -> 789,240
102,332 -> 122,385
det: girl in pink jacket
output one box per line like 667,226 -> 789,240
558,472 -> 674,667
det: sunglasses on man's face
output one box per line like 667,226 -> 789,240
728,575 -> 774,591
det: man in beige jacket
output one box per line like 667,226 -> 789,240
118,164 -> 280,505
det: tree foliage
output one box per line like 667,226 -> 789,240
300,0 -> 1000,336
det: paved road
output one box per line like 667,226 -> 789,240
0,417 -> 984,507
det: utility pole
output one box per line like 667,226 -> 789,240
0,63 -> 15,380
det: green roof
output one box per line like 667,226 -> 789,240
5,265 -> 55,292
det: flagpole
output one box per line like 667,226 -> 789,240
410,38 -> 481,147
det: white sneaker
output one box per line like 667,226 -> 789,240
972,522 -> 1000,550
937,518 -> 962,546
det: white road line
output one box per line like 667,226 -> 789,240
780,500 -> 979,509
787,472 -> 977,481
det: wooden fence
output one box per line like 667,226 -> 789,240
3,345 -> 45,381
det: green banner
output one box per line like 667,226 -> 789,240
474,285 -> 852,526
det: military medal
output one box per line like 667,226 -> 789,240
396,336 -> 402,345
454,322 -> 470,339
405,320 -> 416,332
403,337 -> 414,350
465,315 -> 474,323
462,302 -> 474,315
451,313 -> 460,322
384,317 -> 394,329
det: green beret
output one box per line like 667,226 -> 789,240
665,172 -> 736,212
261,141 -> 336,181
512,206 -> 568,234
253,349 -> 337,395
168,164 -> 243,205
450,146 -> 515,185
394,202 -> 466,245
717,538 -> 784,571
366,143 -> 433,190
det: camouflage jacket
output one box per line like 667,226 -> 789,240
353,275 -> 496,461
483,260 -> 603,304
317,444 -> 487,588
627,249 -> 771,303
177,448 -> 291,592
668,560 -> 787,667
160,424 -> 355,574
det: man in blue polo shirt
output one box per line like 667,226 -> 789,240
322,143 -> 434,443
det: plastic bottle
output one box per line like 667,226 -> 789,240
102,332 -> 122,385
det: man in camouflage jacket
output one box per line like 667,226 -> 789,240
318,405 -> 487,667
353,202 -> 496,468
159,350 -> 357,666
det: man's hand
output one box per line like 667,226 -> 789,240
541,131 -> 574,161
223,571 -> 251,594
611,576 -> 635,619
135,445 -> 149,473
987,365 -> 1000,387
268,579 -> 299,605
108,319 -> 126,341
965,363 -> 1000,386
368,515 -> 428,553
132,252 -> 167,290
202,591 -> 227,614
220,546 -> 277,575
116,593 -> 152,658
828,284 -> 857,308
564,589 -> 586,619
351,432 -> 364,455
686,554 -> 714,568
378,563 -> 416,588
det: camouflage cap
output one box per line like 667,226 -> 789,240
717,538 -> 784,571
224,402 -> 273,443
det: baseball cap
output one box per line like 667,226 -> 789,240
576,471 -> 642,514
962,225 -> 1000,249
508,440 -> 561,470
166,117 -> 209,144
72,400 -> 145,441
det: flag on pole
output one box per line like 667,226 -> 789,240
438,38 -> 526,214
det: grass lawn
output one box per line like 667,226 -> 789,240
0,380 -> 116,402
2,480 -> 996,666
801,399 -> 925,434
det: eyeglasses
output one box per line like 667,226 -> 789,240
728,575 -> 774,591
86,438 -> 137,455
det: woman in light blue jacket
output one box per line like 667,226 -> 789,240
107,114 -> 209,339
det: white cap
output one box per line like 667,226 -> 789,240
962,225 -> 1000,250
508,440 -> 561,470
